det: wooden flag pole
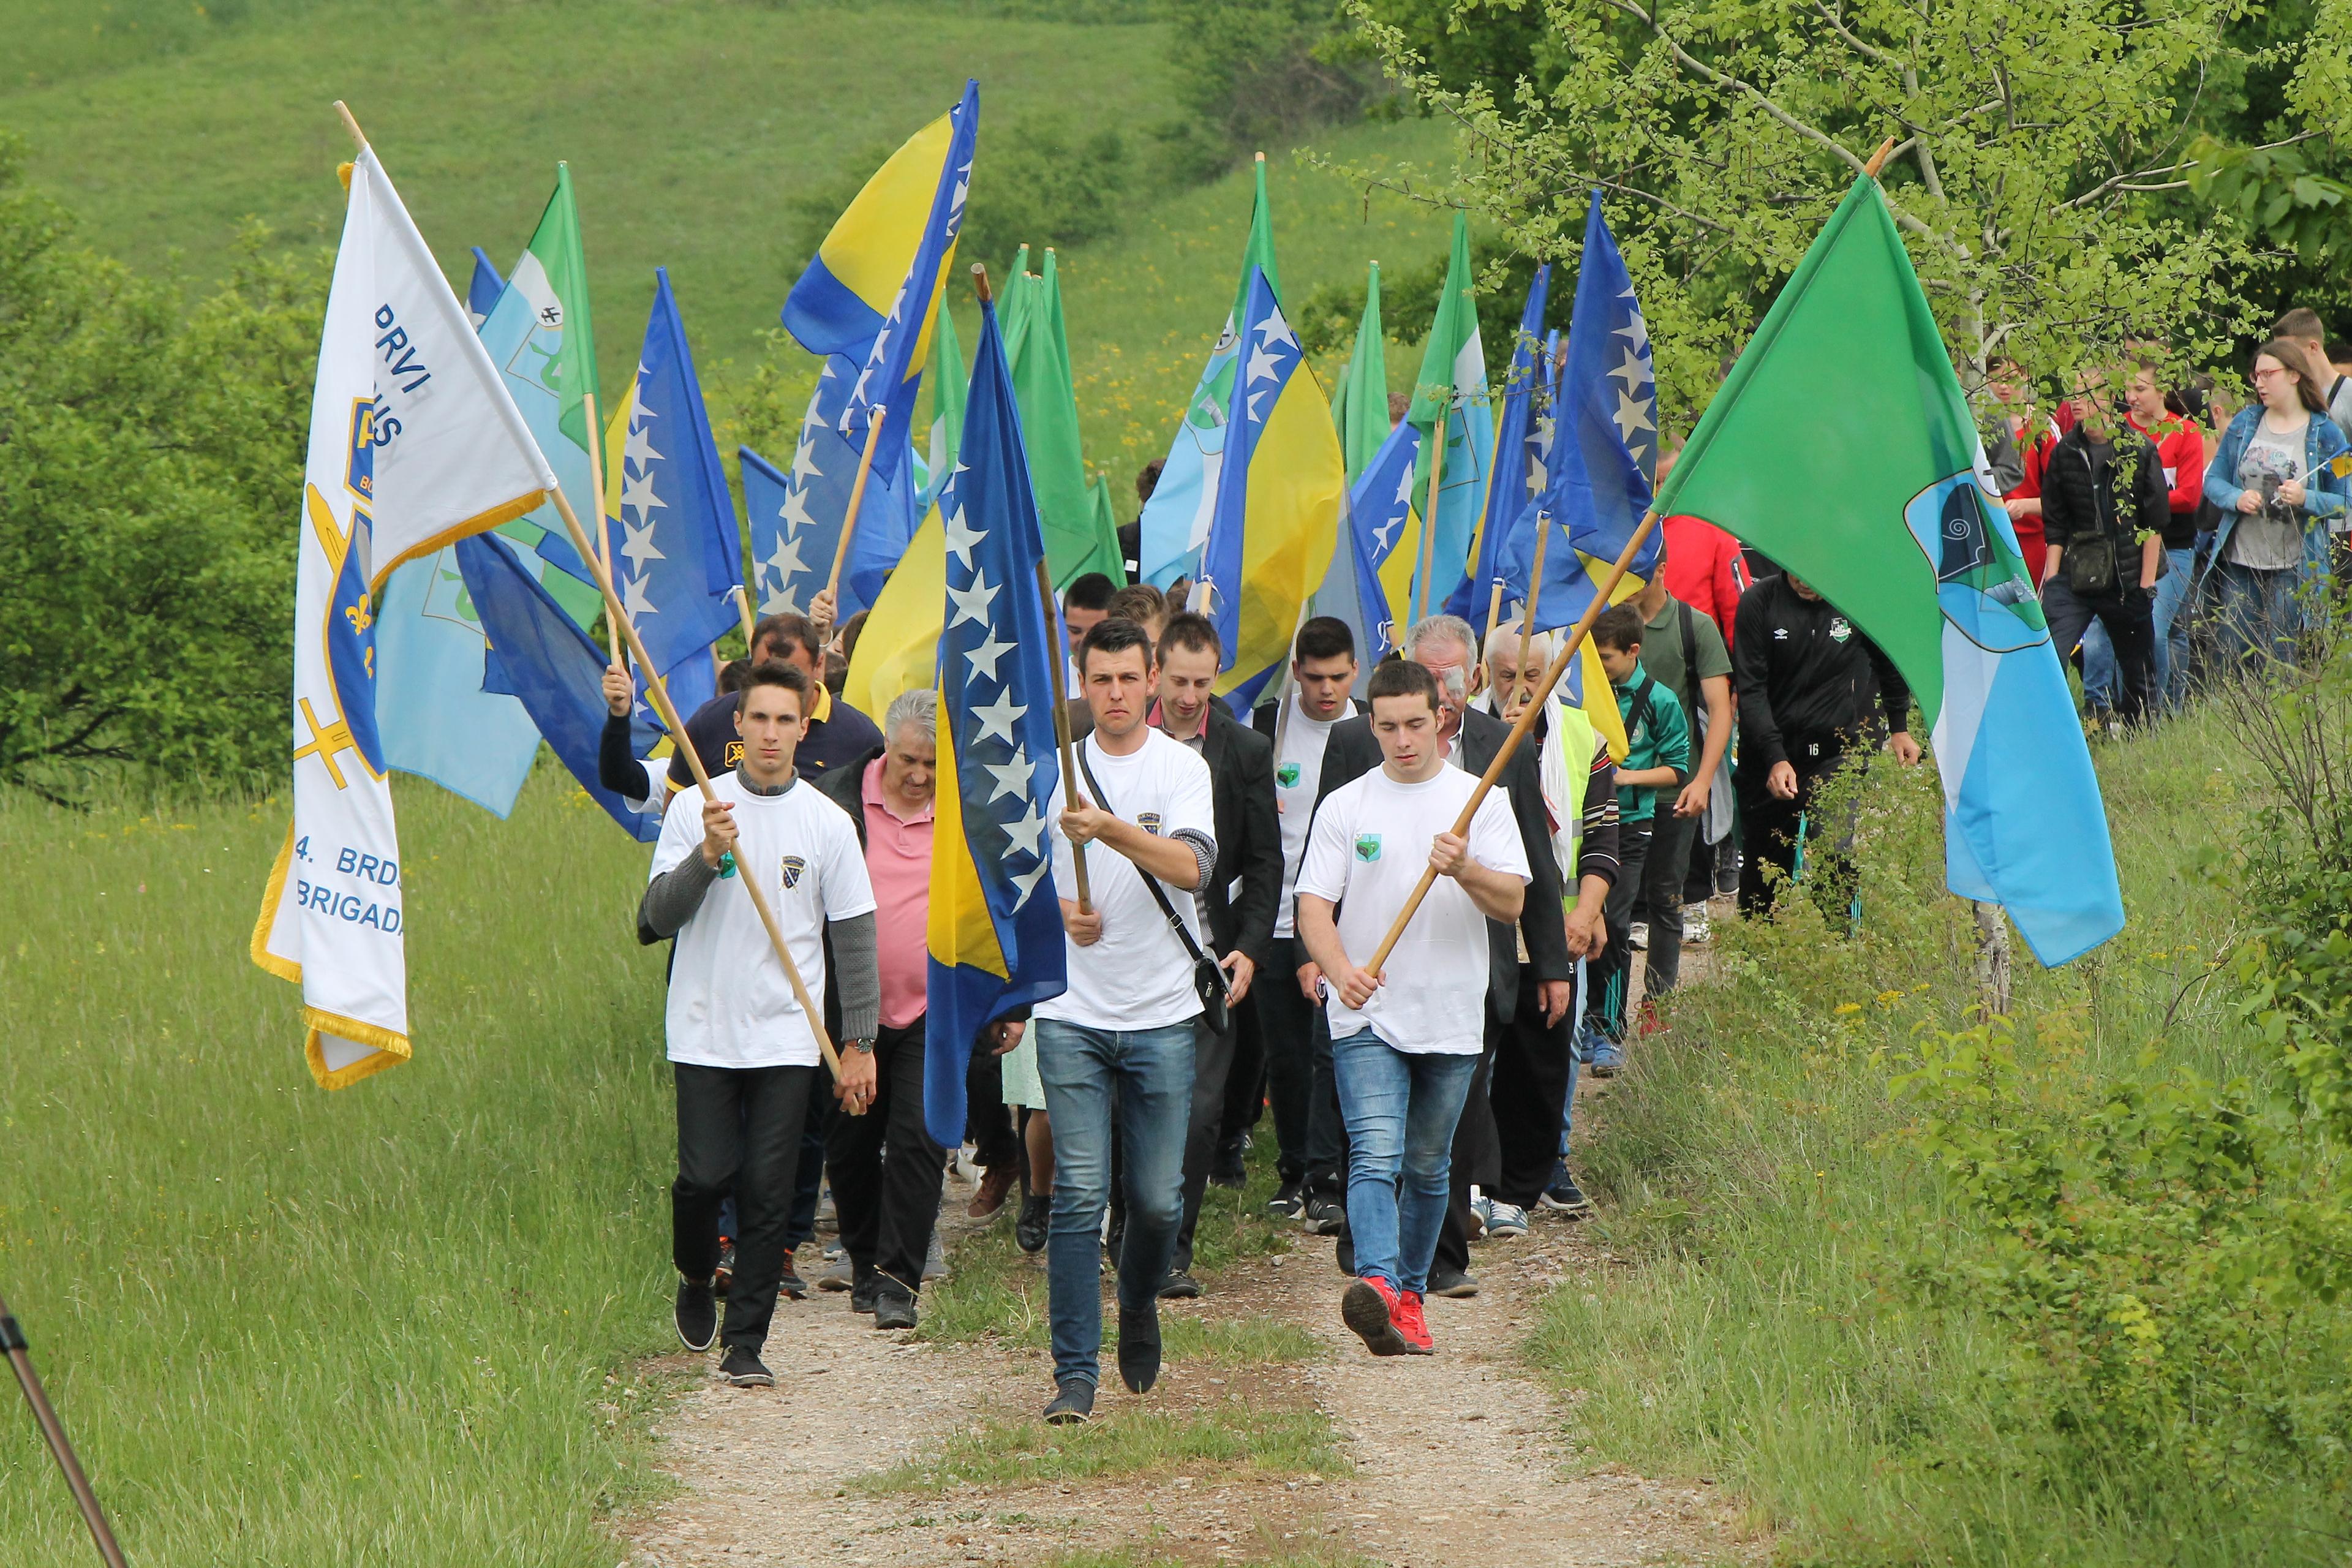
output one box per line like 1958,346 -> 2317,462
818,407 -> 889,631
1482,581 -> 1506,660
1,1290 -> 128,1568
545,481 -> 850,1090
1512,511 -> 1553,709
1863,137 -> 1898,178
1411,417 -> 1447,625
732,584 -> 757,653
582,391 -> 620,662
1037,559 -> 1093,914
1365,508 -> 1661,974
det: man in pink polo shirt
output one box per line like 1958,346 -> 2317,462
815,688 -> 958,1332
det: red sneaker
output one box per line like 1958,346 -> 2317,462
1341,1276 -> 1412,1356
1637,998 -> 1667,1039
1393,1291 -> 1434,1355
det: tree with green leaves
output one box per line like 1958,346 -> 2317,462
1345,0 -> 2352,412
0,134 -> 323,802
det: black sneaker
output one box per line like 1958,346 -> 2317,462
1156,1269 -> 1202,1300
1043,1380 -> 1095,1425
1426,1266 -> 1479,1299
1117,1302 -> 1163,1393
1015,1194 -> 1050,1254
717,1346 -> 773,1387
1540,1162 -> 1594,1217
873,1292 -> 918,1332
1303,1192 -> 1346,1236
777,1260 -> 809,1301
675,1276 -> 718,1352
1210,1134 -> 1249,1189
714,1239 -> 735,1298
1265,1177 -> 1305,1220
850,1268 -> 880,1315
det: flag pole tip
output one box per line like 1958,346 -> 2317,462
971,263 -> 993,305
1254,150 -> 1266,164
1863,137 -> 1896,177
333,100 -> 365,151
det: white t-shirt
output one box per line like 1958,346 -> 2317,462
1295,767 -> 1530,1055
650,773 -> 876,1069
1036,728 -> 1218,1031
1272,695 -> 1358,938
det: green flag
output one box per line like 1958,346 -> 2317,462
1405,212 -> 1491,618
1008,248 -> 1119,586
1653,173 -> 2122,965
510,164 -> 600,451
1331,260 -> 1389,483
927,300 -> 968,489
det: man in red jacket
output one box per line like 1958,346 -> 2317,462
1657,443 -> 1751,650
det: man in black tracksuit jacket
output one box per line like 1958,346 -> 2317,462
1731,573 -> 1919,918
2039,386 -> 2169,728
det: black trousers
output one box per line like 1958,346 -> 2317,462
1630,808 -> 1696,998
674,1061 -> 818,1353
965,1045 -> 1020,1172
1591,820 -> 1652,1040
1173,1012 -> 1239,1273
1219,991 -> 1267,1143
1739,739 -> 1853,919
1487,967 -> 1576,1208
2043,576 -> 2156,728
1257,933 -> 1340,1188
826,1019 -> 945,1298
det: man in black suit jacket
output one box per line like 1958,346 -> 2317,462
1305,614 -> 1575,1294
1075,612 -> 1283,1296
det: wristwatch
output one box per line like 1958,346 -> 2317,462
845,1039 -> 875,1055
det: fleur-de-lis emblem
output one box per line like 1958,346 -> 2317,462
344,601 -> 374,636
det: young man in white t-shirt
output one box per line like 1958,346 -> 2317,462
1034,617 -> 1218,1424
639,663 -> 879,1388
1295,658 -> 1531,1357
1247,616 -> 1360,1226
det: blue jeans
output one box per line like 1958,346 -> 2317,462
2080,620 -> 2115,711
1034,1018 -> 1196,1390
1330,1028 -> 1481,1295
2214,560 -> 2301,669
2150,547 -> 2196,712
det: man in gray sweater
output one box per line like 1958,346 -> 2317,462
638,662 -> 880,1387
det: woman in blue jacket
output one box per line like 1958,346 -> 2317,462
2199,338 -> 2351,665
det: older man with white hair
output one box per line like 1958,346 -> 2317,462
816,688 -> 1015,1332
1300,616 -> 1580,1298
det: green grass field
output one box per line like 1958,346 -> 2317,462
0,0 -> 1456,516
0,771 -> 685,1564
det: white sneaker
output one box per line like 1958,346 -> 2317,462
1468,1191 -> 1495,1240
1485,1200 -> 1529,1238
1681,903 -> 1711,944
1629,921 -> 1649,951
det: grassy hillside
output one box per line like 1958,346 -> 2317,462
0,771 -> 682,1564
0,0 -> 1457,511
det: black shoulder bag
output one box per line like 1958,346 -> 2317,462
1077,745 -> 1232,1033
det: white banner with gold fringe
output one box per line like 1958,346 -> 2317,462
252,143 -> 552,1088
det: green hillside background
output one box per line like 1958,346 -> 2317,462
0,0 -> 1457,514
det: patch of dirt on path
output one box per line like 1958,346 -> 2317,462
622,1164 -> 1760,1567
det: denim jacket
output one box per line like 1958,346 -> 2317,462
2198,406 -> 2351,587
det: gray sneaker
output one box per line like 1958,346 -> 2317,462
1485,1200 -> 1529,1238
923,1230 -> 947,1281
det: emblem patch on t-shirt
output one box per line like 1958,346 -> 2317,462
1828,616 -> 1853,643
780,854 -> 807,889
725,740 -> 745,768
1138,812 -> 1164,835
1354,833 -> 1382,862
1277,761 -> 1302,788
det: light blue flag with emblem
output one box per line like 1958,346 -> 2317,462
747,355 -> 920,619
375,236 -> 603,817
1445,265 -> 1549,624
1311,419 -> 1421,687
924,289 -> 1069,1147
608,269 -> 743,721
